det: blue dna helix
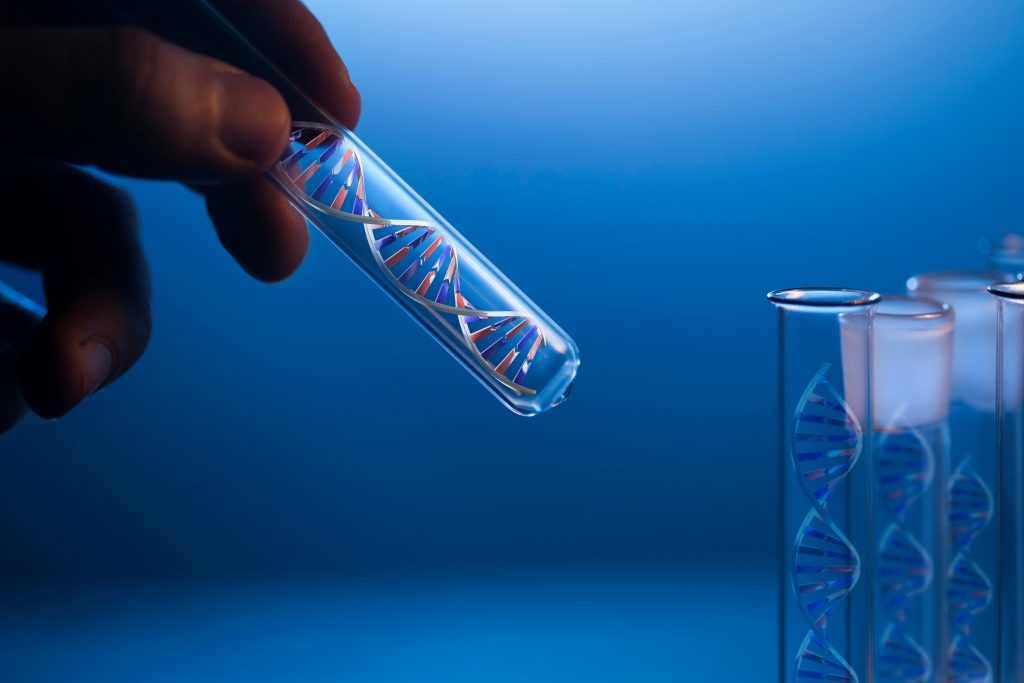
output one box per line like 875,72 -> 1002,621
876,429 -> 935,682
277,123 -> 547,396
947,456 -> 994,682
790,364 -> 863,682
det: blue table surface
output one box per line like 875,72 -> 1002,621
1,569 -> 772,682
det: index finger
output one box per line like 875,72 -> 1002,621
205,0 -> 361,129
4,0 -> 360,144
9,0 -> 360,129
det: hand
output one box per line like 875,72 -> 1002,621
0,0 -> 360,420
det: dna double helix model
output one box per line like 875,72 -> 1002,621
876,429 -> 935,682
947,456 -> 994,682
278,123 -> 546,396
791,364 -> 863,682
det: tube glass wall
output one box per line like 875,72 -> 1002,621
871,295 -> 954,682
770,288 -> 878,682
991,282 -> 1024,683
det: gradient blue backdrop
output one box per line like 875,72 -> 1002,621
2,1 -> 1023,680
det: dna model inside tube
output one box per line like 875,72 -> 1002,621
908,271 -> 1010,681
269,123 -> 579,416
870,295 -> 954,683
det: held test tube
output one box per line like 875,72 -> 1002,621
199,2 -> 579,415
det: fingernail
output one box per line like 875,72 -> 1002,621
81,338 -> 113,397
217,72 -> 288,165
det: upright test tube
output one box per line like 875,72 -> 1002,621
990,282 -> 1024,683
982,234 -> 1024,278
871,295 -> 954,682
769,287 -> 878,683
907,271 -> 1009,680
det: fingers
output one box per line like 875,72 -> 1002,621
192,0 -> 364,284
0,25 -> 290,180
4,0 -> 361,130
189,1 -> 362,283
207,0 -> 361,129
0,160 -> 151,418
202,177 -> 310,282
0,1 -> 360,323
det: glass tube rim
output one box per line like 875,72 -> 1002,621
980,233 -> 1024,264
907,269 -> 1012,293
766,287 -> 880,308
988,281 -> 1024,304
875,294 -> 953,323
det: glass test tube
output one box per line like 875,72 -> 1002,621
769,288 -> 878,683
269,124 -> 579,415
871,295 -> 954,683
198,2 -> 579,416
908,271 -> 1010,681
990,282 -> 1024,683
982,234 -> 1024,278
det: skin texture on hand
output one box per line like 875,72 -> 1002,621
0,0 -> 360,421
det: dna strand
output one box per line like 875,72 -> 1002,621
876,429 -> 935,682
791,363 -> 863,682
277,123 -> 546,396
947,456 -> 994,682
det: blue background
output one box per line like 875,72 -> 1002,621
2,1 -> 1023,679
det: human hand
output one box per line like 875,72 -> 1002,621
0,0 -> 360,420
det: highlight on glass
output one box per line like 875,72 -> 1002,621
769,287 -> 879,683
871,295 -> 954,682
989,281 -> 1024,683
907,271 -> 1009,680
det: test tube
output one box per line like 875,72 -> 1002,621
981,234 -> 1024,278
769,287 -> 878,683
871,295 -> 954,682
269,123 -> 579,415
989,281 -> 1024,683
907,271 -> 1010,680
194,2 -> 579,416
